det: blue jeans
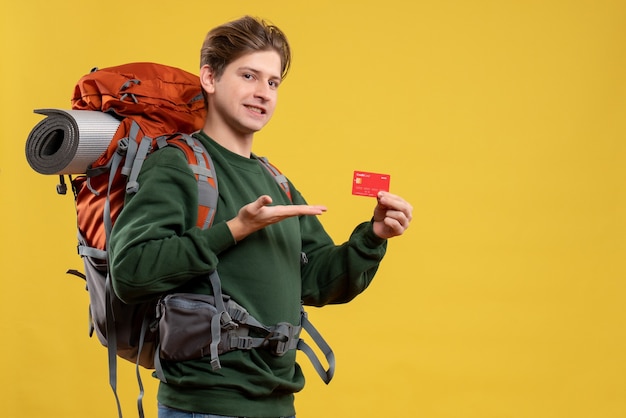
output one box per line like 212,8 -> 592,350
158,403 -> 295,418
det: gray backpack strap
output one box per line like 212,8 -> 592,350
102,121 -> 154,418
135,313 -> 153,417
102,141 -> 126,418
255,154 -> 291,201
104,274 -> 124,418
296,310 -> 336,384
125,127 -> 153,194
120,121 -> 141,177
180,134 -> 218,230
77,229 -> 107,260
207,270 -> 236,370
155,133 -> 218,230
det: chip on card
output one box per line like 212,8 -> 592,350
352,171 -> 390,197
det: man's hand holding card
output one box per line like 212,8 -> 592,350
352,170 -> 413,239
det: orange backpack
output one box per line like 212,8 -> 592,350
70,62 -> 209,255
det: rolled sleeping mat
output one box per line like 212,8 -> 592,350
25,109 -> 121,175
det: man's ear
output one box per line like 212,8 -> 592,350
200,65 -> 216,94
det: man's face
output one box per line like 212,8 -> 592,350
207,50 -> 282,139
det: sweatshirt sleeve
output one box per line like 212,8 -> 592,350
293,186 -> 388,307
109,147 -> 236,304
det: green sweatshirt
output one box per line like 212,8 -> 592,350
109,131 -> 387,417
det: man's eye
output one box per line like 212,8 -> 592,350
243,73 -> 253,80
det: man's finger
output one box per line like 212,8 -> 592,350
256,195 -> 273,207
277,204 -> 327,217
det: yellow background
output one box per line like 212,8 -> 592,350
1,0 -> 625,417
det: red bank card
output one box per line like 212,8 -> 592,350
352,171 -> 391,197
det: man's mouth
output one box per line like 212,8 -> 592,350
245,105 -> 265,114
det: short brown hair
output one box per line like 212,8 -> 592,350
200,16 -> 291,80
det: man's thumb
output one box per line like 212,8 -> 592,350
256,195 -> 273,208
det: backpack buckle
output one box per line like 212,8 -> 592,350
268,322 -> 297,356
116,137 -> 129,156
230,336 -> 254,350
126,180 -> 139,194
220,311 -> 238,331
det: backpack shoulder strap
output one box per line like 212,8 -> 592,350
154,133 -> 218,230
254,154 -> 292,202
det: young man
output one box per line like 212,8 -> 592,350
109,15 -> 413,418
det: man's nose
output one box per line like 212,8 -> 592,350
254,81 -> 272,100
